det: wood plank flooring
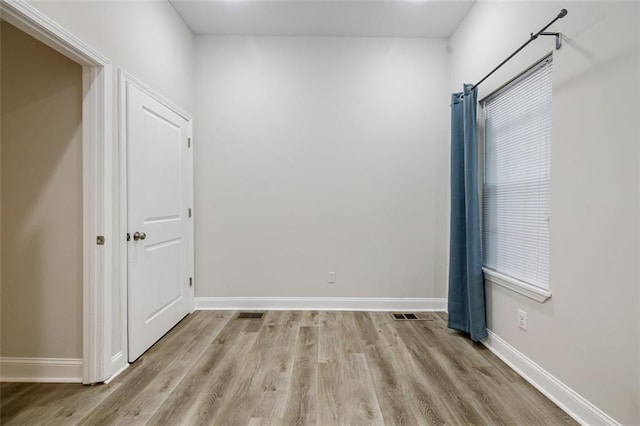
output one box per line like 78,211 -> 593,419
1,311 -> 576,425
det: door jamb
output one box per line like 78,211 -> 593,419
0,0 -> 113,384
118,70 -> 195,364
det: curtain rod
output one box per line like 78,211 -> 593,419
469,8 -> 568,92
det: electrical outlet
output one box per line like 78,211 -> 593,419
328,272 -> 336,284
517,309 -> 528,331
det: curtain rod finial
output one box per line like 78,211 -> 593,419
558,9 -> 568,18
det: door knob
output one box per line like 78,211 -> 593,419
133,231 -> 147,241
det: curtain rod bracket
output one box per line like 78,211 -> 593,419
539,32 -> 563,50
469,9 -> 568,91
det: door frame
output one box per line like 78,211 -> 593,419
0,0 -> 113,383
118,69 -> 195,364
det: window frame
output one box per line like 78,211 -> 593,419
479,54 -> 553,303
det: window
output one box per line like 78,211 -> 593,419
481,56 -> 552,302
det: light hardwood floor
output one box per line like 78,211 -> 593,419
1,311 -> 576,425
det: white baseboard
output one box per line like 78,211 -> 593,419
0,357 -> 83,383
110,351 -> 125,368
104,361 -> 129,384
103,351 -> 128,384
195,297 -> 447,312
482,330 -> 619,426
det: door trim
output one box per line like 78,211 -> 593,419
0,0 -> 112,383
118,70 -> 195,363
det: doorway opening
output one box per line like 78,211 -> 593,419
0,0 -> 112,384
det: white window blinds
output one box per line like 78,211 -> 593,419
482,56 -> 552,290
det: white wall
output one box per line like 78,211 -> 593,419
25,0 -> 194,375
449,2 -> 640,424
194,36 -> 450,299
30,0 -> 194,112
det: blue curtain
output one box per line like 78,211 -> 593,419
447,84 -> 487,342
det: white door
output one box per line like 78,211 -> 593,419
126,82 -> 194,362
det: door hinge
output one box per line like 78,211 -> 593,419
126,233 -> 131,242
188,208 -> 192,218
97,235 -> 105,245
189,277 -> 193,287
188,137 -> 191,148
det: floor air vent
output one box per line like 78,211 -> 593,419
237,312 -> 264,319
391,313 -> 423,321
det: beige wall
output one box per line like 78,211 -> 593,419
194,36 -> 450,299
1,22 -> 83,358
449,2 -> 640,423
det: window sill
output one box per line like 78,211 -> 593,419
482,268 -> 551,303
